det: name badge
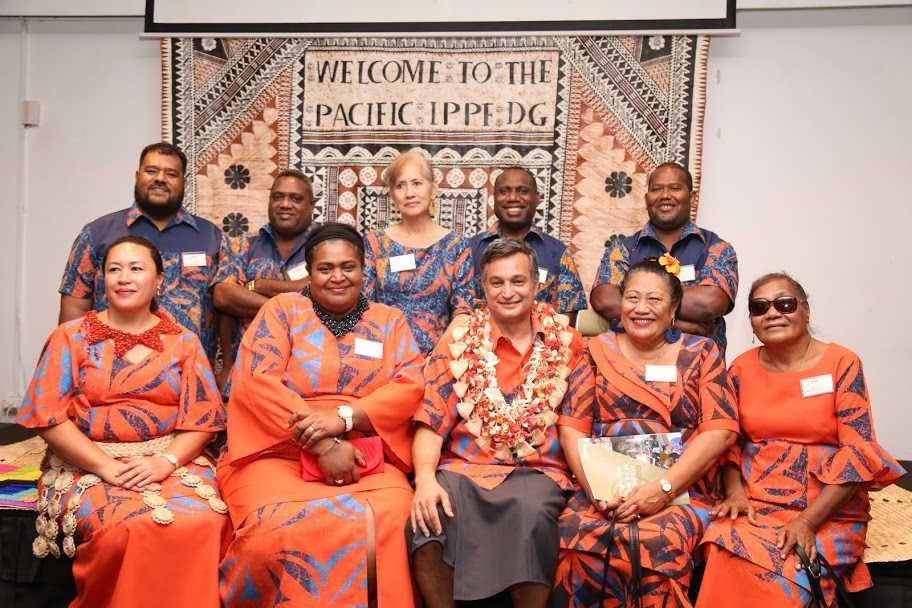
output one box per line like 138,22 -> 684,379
678,264 -> 697,283
354,338 -> 384,359
181,251 -> 207,268
389,254 -> 417,273
537,267 -> 549,284
645,364 -> 677,382
285,261 -> 309,281
800,374 -> 834,398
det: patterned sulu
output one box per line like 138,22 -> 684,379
552,332 -> 740,608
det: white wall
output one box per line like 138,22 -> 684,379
700,6 -> 912,457
0,18 -> 159,416
0,20 -> 24,416
1,8 -> 910,459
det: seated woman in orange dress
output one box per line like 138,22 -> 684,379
697,273 -> 905,608
552,256 -> 740,607
17,235 -> 229,608
218,223 -> 425,607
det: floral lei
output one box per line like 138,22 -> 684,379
448,302 -> 575,460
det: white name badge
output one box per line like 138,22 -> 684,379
389,253 -> 417,273
285,261 -> 309,281
678,264 -> 697,283
800,374 -> 834,398
354,338 -> 384,359
645,364 -> 678,382
538,267 -> 549,284
181,251 -> 207,268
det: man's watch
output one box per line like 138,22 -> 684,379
337,405 -> 354,433
658,478 -> 674,496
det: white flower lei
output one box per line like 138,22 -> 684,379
448,302 -> 575,460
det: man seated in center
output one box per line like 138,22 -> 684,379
408,238 -> 583,608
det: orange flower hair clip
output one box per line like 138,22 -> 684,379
657,253 -> 681,277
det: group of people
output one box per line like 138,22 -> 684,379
17,141 -> 905,608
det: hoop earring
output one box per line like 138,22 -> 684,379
664,318 -> 681,343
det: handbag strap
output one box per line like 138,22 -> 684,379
628,521 -> 643,608
599,512 -> 619,601
794,546 -> 857,608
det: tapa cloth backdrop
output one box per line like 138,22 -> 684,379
161,35 -> 709,291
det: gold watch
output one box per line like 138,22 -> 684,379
246,279 -> 257,292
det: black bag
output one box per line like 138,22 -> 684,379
600,515 -> 643,608
794,545 -> 857,608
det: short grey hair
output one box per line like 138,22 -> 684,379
479,238 -> 538,281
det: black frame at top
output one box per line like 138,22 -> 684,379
144,0 -> 736,35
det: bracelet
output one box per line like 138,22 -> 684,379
159,452 -> 179,469
246,279 -> 257,292
317,437 -> 342,458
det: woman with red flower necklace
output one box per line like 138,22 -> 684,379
17,235 -> 229,608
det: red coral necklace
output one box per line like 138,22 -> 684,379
82,310 -> 182,358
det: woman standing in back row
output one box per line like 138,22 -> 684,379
362,150 -> 475,353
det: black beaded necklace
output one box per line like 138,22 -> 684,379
302,286 -> 369,337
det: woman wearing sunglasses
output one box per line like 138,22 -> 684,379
697,272 -> 905,607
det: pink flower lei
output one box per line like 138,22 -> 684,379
448,302 -> 575,460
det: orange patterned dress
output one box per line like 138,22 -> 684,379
218,293 -> 425,607
552,332 -> 740,608
697,344 -> 905,608
17,312 -> 228,608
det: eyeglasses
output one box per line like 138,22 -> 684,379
748,296 -> 802,316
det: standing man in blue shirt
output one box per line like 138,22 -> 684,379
213,169 -> 318,384
470,167 -> 587,323
59,142 -> 234,362
590,162 -> 738,351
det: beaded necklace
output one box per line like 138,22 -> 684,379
302,286 -> 369,337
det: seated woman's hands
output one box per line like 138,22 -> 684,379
315,439 -> 365,487
778,516 -> 818,563
109,455 -> 176,491
710,491 -> 758,523
290,408 -> 346,449
614,480 -> 670,522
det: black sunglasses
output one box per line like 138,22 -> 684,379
748,296 -> 802,316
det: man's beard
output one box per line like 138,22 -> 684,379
135,185 -> 183,220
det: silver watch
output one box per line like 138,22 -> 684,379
659,477 -> 673,495
337,405 -> 354,433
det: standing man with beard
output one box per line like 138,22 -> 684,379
470,167 -> 587,324
590,162 -> 739,352
213,169 -> 318,386
58,142 -> 233,362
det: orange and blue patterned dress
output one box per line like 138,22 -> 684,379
552,332 -> 740,608
697,344 -> 905,608
217,293 -> 425,607
17,312 -> 228,608
363,229 -> 475,354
